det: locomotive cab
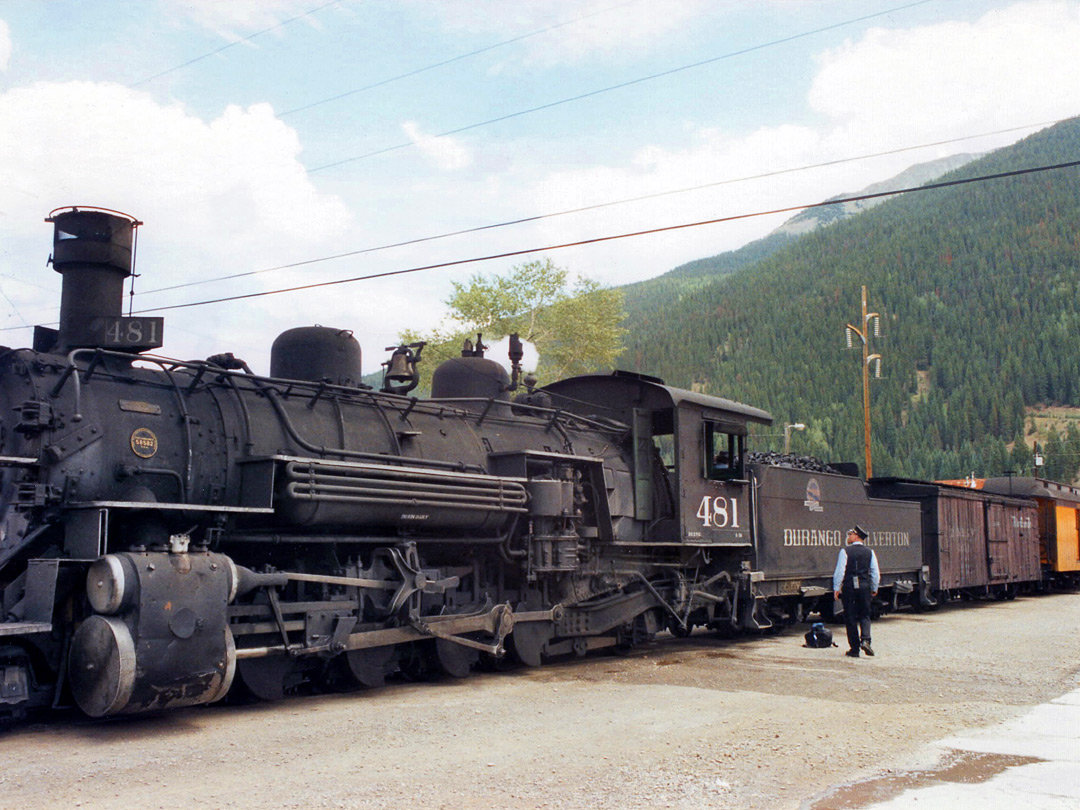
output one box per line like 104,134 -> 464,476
542,371 -> 772,546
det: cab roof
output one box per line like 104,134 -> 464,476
542,370 -> 773,425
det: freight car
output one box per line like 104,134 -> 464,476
953,477 -> 1080,588
867,479 -> 1041,601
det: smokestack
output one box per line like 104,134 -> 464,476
44,207 -> 161,353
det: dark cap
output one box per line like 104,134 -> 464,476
848,525 -> 868,541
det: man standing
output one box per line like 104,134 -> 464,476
832,525 -> 880,658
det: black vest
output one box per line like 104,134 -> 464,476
842,542 -> 873,590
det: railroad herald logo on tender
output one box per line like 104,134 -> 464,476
804,478 -> 824,512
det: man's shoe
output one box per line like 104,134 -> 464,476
860,641 -> 875,657
845,649 -> 860,658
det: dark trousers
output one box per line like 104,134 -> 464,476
842,587 -> 872,651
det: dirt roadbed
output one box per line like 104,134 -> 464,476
4,593 -> 1079,810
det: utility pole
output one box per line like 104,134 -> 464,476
784,423 -> 805,454
845,286 -> 882,478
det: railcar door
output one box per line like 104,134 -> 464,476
677,406 -> 752,546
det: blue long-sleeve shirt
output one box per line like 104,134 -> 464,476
832,542 -> 880,592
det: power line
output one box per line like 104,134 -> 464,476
0,283 -> 30,330
128,0 -> 346,88
306,0 -> 932,173
0,272 -> 56,293
3,156 -> 1077,336
126,159 -> 1080,315
279,0 -> 640,117
139,119 -> 1059,297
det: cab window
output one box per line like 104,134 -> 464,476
655,434 -> 675,471
704,421 -> 744,480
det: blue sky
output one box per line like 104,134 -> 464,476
1,0 -> 1078,374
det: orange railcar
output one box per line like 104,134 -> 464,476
979,477 -> 1080,586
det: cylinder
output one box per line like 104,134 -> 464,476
68,551 -> 238,717
68,617 -> 235,717
86,554 -> 138,615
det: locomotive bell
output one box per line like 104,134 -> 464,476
381,342 -> 424,395
385,351 -> 413,382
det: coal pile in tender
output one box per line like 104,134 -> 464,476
748,451 -> 839,474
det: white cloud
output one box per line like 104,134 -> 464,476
402,121 -> 472,170
165,0 -> 329,39
0,81 -> 349,246
0,18 -> 11,71
808,1 -> 1080,151
0,80 -> 352,366
513,124 -> 833,288
4,0 -> 1075,377
486,0 -> 1080,291
415,0 -> 712,67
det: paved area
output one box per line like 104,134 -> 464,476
844,678 -> 1080,810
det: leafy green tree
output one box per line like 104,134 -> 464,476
403,258 -> 626,390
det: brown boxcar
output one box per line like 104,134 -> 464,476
868,479 -> 1040,597
980,477 -> 1080,586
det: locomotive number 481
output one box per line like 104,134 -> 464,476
102,316 -> 165,349
696,495 -> 740,528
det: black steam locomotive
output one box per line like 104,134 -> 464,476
0,209 -> 1045,723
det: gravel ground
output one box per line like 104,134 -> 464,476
3,593 -> 1079,810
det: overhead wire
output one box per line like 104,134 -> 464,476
4,157 -> 1078,336
2,3 -> 1057,352
0,283 -> 30,330
306,0 -> 933,173
278,0 -> 642,117
0,272 -> 56,293
137,119 -> 1063,297
124,159 -> 1080,315
128,0 -> 346,88
0,0 -> 995,331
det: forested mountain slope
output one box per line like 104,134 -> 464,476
618,156 -> 980,373
771,153 -> 980,237
617,118 -> 1080,480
